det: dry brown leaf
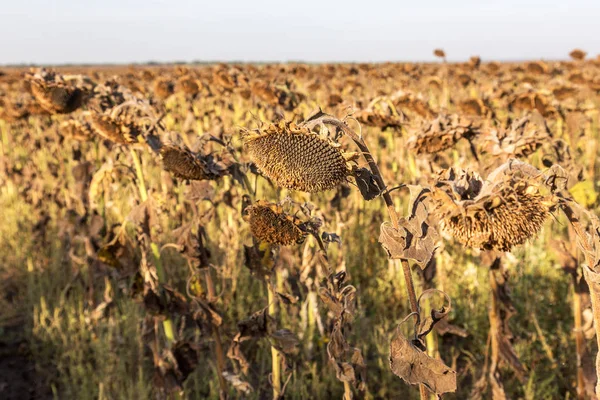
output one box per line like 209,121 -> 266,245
390,328 -> 457,394
379,186 -> 439,268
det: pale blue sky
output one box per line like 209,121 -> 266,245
1,0 -> 599,65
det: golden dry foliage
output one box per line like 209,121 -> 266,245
243,201 -> 307,245
432,161 -> 552,251
89,113 -> 141,145
408,113 -> 480,154
160,145 -> 221,181
243,121 -> 351,192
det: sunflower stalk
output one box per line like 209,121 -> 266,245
130,147 -> 175,343
194,227 -> 228,399
267,277 -> 282,399
302,112 -> 426,397
559,200 -> 600,394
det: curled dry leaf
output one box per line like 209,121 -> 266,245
379,185 -> 439,268
235,307 -> 274,341
390,327 -> 457,394
351,167 -> 385,200
416,289 -> 453,340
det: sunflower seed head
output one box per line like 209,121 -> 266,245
243,121 -> 350,192
244,201 -> 307,246
409,113 -> 480,154
89,113 -> 140,145
60,119 -> 93,141
569,49 -> 587,61
160,145 -> 220,181
28,78 -> 86,114
433,165 -> 551,251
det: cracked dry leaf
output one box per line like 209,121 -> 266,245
390,328 -> 457,394
379,186 -> 439,268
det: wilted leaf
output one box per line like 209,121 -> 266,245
222,371 -> 253,394
390,328 -> 457,394
269,329 -> 299,354
235,307 -> 274,341
351,167 -> 384,200
379,186 -> 439,267
433,318 -> 468,337
227,342 -> 251,375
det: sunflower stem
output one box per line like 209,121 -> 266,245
267,277 -> 282,399
202,266 -> 228,398
130,147 -> 175,343
303,113 -> 425,396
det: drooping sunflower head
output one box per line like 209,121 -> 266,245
432,161 -> 554,251
243,121 -> 353,193
243,200 -> 307,246
88,113 -> 141,145
160,144 -> 222,181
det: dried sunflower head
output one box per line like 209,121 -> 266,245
28,76 -> 87,114
408,113 -> 480,155
355,108 -> 406,131
160,144 -> 223,181
432,161 -> 553,251
569,49 -> 587,61
153,77 -> 174,99
552,86 -> 578,101
243,121 -> 353,192
479,116 -> 550,158
60,119 -> 93,141
243,201 -> 307,245
469,56 -> 481,69
525,61 -> 548,75
458,98 -> 493,118
433,49 -> 446,59
177,75 -> 200,96
89,113 -> 141,145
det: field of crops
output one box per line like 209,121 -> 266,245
2,51 -> 600,399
